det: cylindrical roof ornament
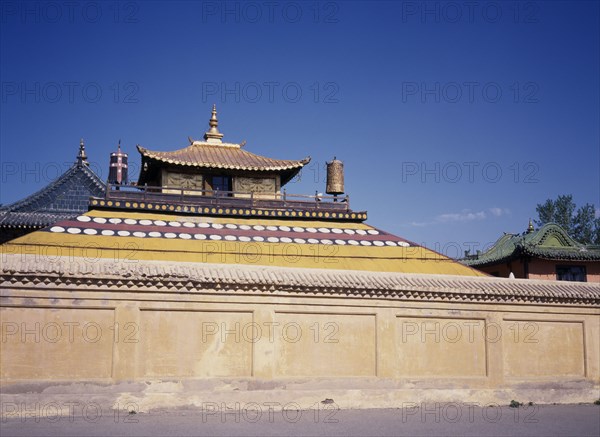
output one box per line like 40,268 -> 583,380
108,140 -> 128,185
326,157 -> 344,195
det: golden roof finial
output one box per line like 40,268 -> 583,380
203,104 -> 224,143
77,138 -> 87,164
527,219 -> 535,234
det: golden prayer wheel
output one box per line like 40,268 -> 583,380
326,157 -> 345,195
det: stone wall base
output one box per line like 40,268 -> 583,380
2,378 -> 599,418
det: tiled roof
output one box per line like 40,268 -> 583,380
2,210 -> 487,276
137,142 -> 310,185
462,223 -> 600,266
0,161 -> 105,230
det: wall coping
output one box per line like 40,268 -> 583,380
1,254 -> 599,307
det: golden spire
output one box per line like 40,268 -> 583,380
527,219 -> 535,234
203,104 -> 224,143
77,138 -> 87,164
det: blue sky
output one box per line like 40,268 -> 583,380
1,0 -> 598,257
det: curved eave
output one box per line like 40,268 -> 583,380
137,145 -> 310,172
0,212 -> 77,229
462,252 -> 521,268
521,246 -> 600,261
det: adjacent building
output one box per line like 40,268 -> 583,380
462,221 -> 600,282
0,140 -> 105,244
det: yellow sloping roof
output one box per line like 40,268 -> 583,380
138,143 -> 310,171
1,210 -> 486,276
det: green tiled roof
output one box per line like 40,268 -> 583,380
462,223 -> 600,267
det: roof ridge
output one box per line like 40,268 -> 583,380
530,222 -> 584,248
78,161 -> 106,190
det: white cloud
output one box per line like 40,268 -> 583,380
408,221 -> 430,227
407,207 -> 511,227
489,207 -> 510,217
437,210 -> 487,223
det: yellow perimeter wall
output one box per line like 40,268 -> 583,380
2,289 -> 598,390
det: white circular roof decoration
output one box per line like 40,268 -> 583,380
321,239 -> 333,245
225,224 -> 238,229
76,216 -> 91,222
124,219 -> 137,225
180,233 -> 192,240
224,235 -> 237,241
279,226 -> 291,232
335,239 -> 346,245
360,240 -> 372,246
101,230 -> 115,236
239,225 -> 251,230
252,236 -> 265,242
108,218 -> 122,224
139,219 -> 153,226
168,221 -> 182,227
164,232 -> 177,239
67,227 -> 82,234
92,217 -> 107,224
209,235 -> 222,240
154,220 -> 167,226
292,227 -> 305,233
133,231 -> 146,238
307,238 -> 319,244
194,234 -> 207,240
267,237 -> 279,243
148,231 -> 162,238
50,226 -> 65,233
266,226 -> 278,231
344,229 -> 356,235
398,241 -> 410,247
239,236 -> 251,242
294,238 -> 306,244
367,229 -> 380,235
253,225 -> 265,231
306,227 -> 317,233
83,229 -> 97,235
117,230 -> 131,237
385,241 -> 397,246
280,237 -> 292,243
373,241 -> 385,246
348,240 -> 359,245
318,228 -> 331,233
356,229 -> 368,235
331,228 -> 343,234
183,222 -> 196,228
198,222 -> 210,228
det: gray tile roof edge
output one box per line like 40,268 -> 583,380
2,254 -> 599,305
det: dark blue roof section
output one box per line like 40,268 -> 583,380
0,161 -> 105,228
